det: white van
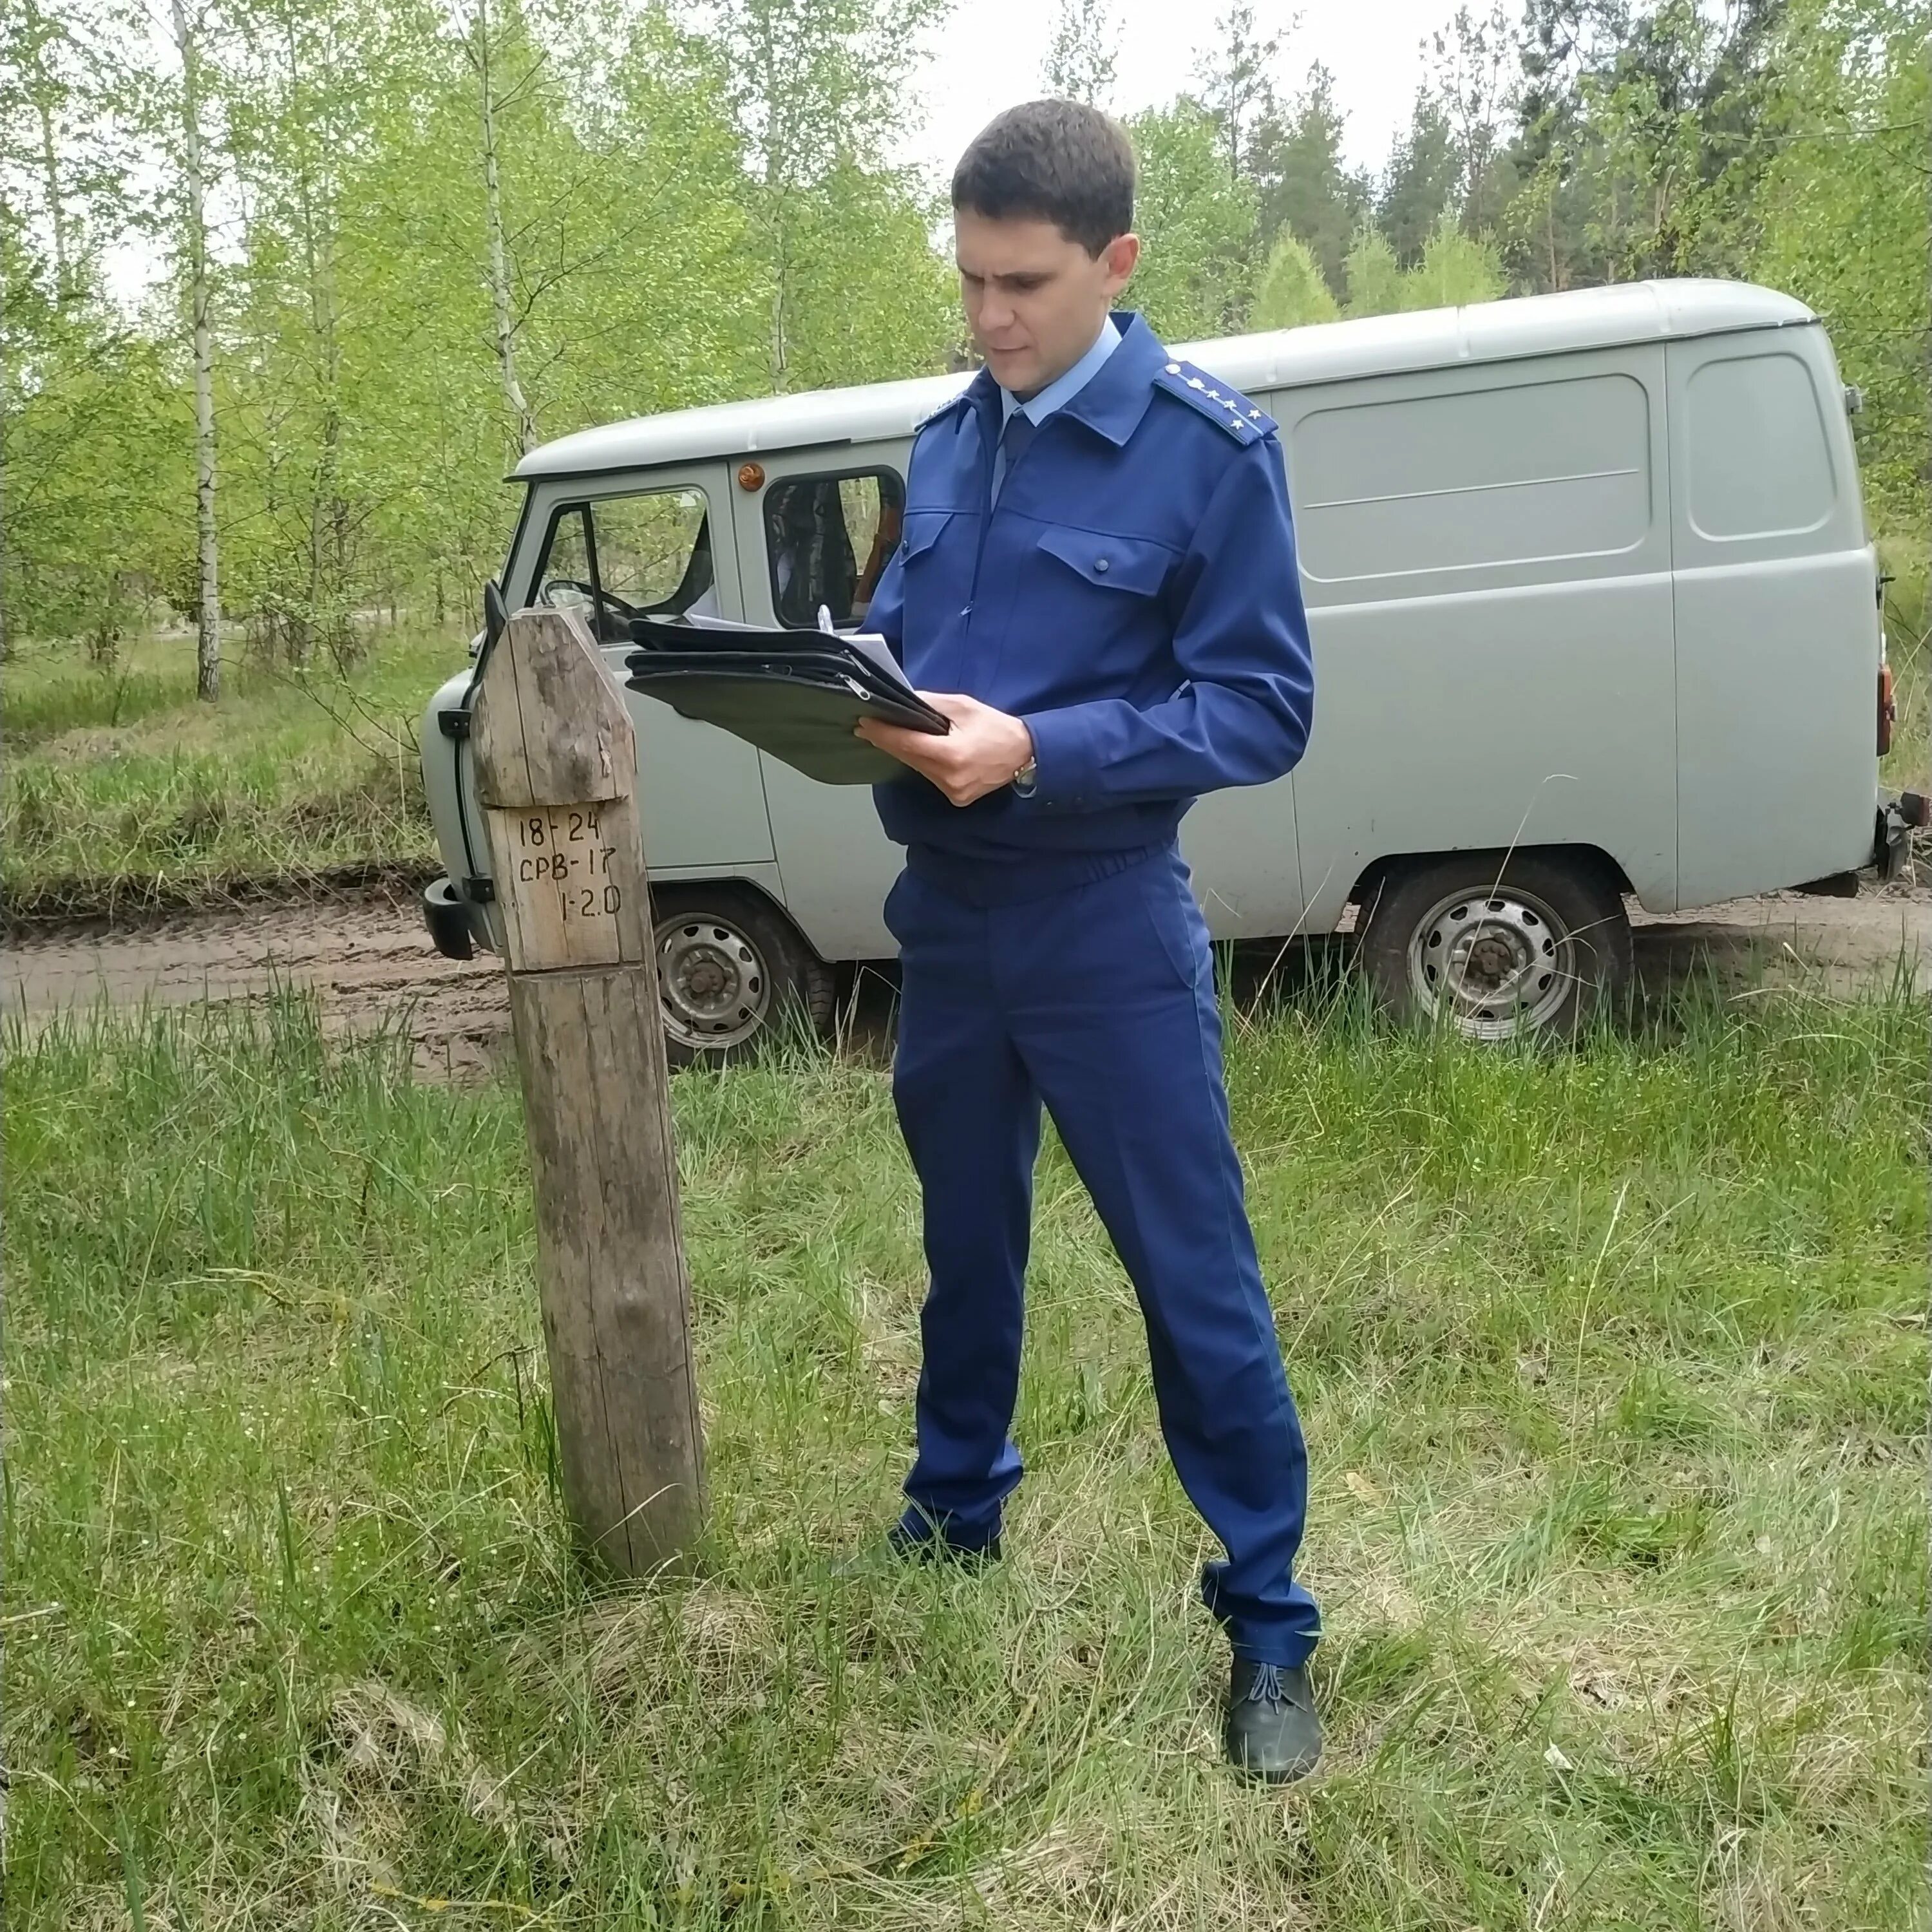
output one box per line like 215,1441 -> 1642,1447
419,278 -> 1918,1057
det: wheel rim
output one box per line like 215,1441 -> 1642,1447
655,913 -> 772,1050
1405,882 -> 1577,1040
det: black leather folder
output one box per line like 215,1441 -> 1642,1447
624,618 -> 949,786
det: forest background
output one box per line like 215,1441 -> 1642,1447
3,0 -> 1927,696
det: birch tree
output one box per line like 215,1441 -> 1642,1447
1041,0 -> 1121,108
712,0 -> 949,390
463,0 -> 536,455
1126,97 -> 1258,336
1192,1 -> 1282,185
169,0 -> 222,699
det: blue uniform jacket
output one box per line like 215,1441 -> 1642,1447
866,310 -> 1314,889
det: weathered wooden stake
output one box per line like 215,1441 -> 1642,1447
471,604 -> 705,1573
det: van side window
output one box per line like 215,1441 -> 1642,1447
763,469 -> 905,629
535,486 -> 714,642
1290,372 -> 1651,582
1685,353 -> 1834,540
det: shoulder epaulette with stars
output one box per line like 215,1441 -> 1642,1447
1151,359 -> 1276,444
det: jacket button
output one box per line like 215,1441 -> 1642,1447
1094,557 -> 1110,574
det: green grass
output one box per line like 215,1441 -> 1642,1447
1882,535 -> 1929,796
1,626 -> 464,916
6,983 -> 1926,1928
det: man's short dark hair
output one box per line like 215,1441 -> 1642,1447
952,100 -> 1135,258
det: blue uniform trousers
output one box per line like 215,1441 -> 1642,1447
884,843 -> 1321,1667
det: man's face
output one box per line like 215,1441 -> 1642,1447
954,207 -> 1139,398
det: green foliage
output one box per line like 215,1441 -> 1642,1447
1251,228 -> 1340,330
1343,213 -> 1504,317
1124,95 -> 1257,340
6,983 -> 1925,1922
1343,222 -> 1406,317
0,278 -> 189,647
1744,0 -> 1929,526
2,0 -> 1923,692
1389,0 -> 1925,522
2,623 -> 456,912
1,0 -> 959,663
765,164 -> 959,393
1247,64 -> 1370,297
1377,93 -> 1464,266
1408,209 -> 1506,309
1190,1 -> 1281,184
1040,0 -> 1120,106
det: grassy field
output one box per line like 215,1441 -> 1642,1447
0,625 -> 465,918
1883,548 -> 1929,799
7,980 -> 1925,1929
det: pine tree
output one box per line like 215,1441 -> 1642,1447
1406,207 -> 1505,307
1251,229 -> 1340,328
1249,64 -> 1370,298
1378,93 -> 1463,265
1343,222 -> 1405,316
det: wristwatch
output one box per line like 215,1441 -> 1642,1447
1011,754 -> 1039,797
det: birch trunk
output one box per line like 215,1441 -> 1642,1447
173,0 -> 222,702
37,101 -> 70,299
473,0 -> 535,457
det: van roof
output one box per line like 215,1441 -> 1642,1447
513,278 -> 1815,482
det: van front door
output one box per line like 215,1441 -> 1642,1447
515,466 -> 777,884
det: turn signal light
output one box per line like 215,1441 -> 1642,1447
1879,663 -> 1896,755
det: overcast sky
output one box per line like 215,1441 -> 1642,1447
908,0 -> 1455,183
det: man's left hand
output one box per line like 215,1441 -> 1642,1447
857,692 -> 1035,807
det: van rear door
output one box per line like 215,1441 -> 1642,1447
1667,330 -> 1881,903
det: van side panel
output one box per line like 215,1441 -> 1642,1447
1668,334 -> 1880,904
1178,774 -> 1303,940
1279,346 -> 1680,924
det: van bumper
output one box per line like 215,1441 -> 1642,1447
1876,792 -> 1928,882
422,875 -> 480,960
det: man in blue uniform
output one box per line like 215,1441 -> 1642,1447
851,99 -> 1321,1781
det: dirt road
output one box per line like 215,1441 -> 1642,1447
6,878 -> 1926,1075
4,886 -> 509,1077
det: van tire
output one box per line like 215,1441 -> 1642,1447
650,884 -> 834,1068
1356,851 -> 1632,1042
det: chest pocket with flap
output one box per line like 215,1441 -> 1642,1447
1035,526 -> 1175,600
898,508 -> 955,564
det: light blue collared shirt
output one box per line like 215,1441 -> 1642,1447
990,316 -> 1122,505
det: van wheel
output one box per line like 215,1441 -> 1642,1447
1356,852 -> 1632,1042
650,884 -> 833,1068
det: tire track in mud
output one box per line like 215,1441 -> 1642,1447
6,878 -> 1926,1080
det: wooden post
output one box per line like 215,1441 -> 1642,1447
471,605 -> 705,1573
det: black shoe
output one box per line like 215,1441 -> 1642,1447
1225,1657 -> 1321,1783
831,1524 -> 1002,1578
